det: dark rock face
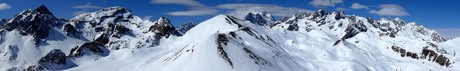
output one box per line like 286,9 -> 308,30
67,6 -> 134,39
63,24 -> 79,37
175,23 -> 196,36
149,17 -> 175,37
391,45 -> 452,67
312,9 -> 328,18
34,5 -> 55,16
0,45 -> 19,61
3,5 -> 60,42
341,16 -> 367,39
94,33 -> 110,45
38,49 -> 67,69
244,12 -> 275,26
106,24 -> 130,38
69,42 -> 109,58
27,65 -> 46,71
0,19 -> 8,28
335,11 -> 346,20
216,34 -> 233,68
89,6 -> 133,26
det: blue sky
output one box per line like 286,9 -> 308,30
0,0 -> 459,38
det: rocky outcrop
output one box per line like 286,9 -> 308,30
149,17 -> 175,37
175,23 -> 196,36
38,49 -> 67,69
3,5 -> 61,42
69,42 -> 109,58
244,11 -> 275,26
0,45 -> 19,61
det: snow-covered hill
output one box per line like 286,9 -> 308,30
0,5 -> 459,71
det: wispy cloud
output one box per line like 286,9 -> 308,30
73,10 -> 91,16
350,3 -> 368,9
217,3 -> 312,19
151,0 -> 205,7
73,3 -> 103,9
143,15 -> 154,20
335,7 -> 349,11
434,28 -> 460,39
369,4 -> 409,16
152,1 -> 312,17
0,3 -> 12,10
309,0 -> 343,8
166,9 -> 218,16
72,3 -> 103,16
152,0 -> 217,16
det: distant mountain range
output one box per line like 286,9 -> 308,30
0,5 -> 459,71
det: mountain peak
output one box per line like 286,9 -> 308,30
149,17 -> 175,37
97,6 -> 130,13
33,5 -> 54,16
244,11 -> 275,26
314,9 -> 329,16
175,22 -> 196,36
155,17 -> 172,26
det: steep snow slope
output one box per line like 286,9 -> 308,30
0,5 -> 459,71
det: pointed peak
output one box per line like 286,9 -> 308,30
338,10 -> 345,14
154,17 -> 173,27
33,5 -> 54,16
393,17 -> 402,21
249,11 -> 268,14
314,9 -> 329,16
317,8 -> 325,11
159,16 -> 168,20
156,17 -> 170,22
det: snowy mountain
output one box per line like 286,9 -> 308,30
175,23 -> 196,36
244,11 -> 276,27
0,19 -> 7,28
0,5 -> 459,71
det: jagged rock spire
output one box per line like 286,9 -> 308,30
34,5 -> 54,16
149,17 -> 175,37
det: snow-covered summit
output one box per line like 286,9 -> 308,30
244,11 -> 276,27
272,9 -> 446,42
2,5 -> 61,43
34,5 -> 55,16
149,17 -> 175,37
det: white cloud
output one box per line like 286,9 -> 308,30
370,4 -> 409,16
152,0 -> 216,16
166,9 -> 218,16
350,3 -> 368,9
143,15 -> 153,20
335,7 -> 349,11
73,3 -> 103,9
73,3 -> 104,16
434,28 -> 460,39
151,0 -> 205,7
217,3 -> 312,19
309,0 -> 343,8
0,3 -> 12,10
73,10 -> 91,16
